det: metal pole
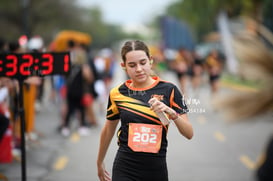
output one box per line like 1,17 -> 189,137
21,0 -> 30,38
18,80 -> 27,181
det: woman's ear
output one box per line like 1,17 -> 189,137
120,62 -> 126,70
149,56 -> 154,64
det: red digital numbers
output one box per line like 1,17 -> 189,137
0,52 -> 70,78
21,54 -> 34,76
64,54 -> 69,72
6,55 -> 18,76
0,60 -> 3,72
41,53 -> 53,75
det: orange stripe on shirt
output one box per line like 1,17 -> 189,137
170,89 -> 182,109
119,106 -> 168,131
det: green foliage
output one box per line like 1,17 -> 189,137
0,0 -> 142,49
163,0 -> 270,42
1,0 -> 270,49
221,73 -> 261,89
165,0 -> 220,41
0,0 -> 83,44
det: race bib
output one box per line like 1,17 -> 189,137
128,123 -> 162,153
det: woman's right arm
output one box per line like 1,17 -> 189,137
97,119 -> 119,181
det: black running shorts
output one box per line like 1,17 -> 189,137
112,151 -> 168,181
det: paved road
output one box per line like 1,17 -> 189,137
0,67 -> 272,181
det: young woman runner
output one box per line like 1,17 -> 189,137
97,40 -> 193,181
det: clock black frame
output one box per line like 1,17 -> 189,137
0,52 -> 71,79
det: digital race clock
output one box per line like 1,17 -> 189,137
0,52 -> 71,79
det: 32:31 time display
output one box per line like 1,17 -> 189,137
0,52 -> 71,79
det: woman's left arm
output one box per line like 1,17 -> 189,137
171,113 -> 193,139
149,97 -> 193,139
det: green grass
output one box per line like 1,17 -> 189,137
221,73 -> 261,89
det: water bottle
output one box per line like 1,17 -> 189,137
155,111 -> 170,126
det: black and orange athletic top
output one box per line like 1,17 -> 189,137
106,76 -> 188,157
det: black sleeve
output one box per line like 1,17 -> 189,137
0,114 -> 9,140
88,58 -> 99,81
171,85 -> 188,114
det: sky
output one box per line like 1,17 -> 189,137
77,0 -> 177,31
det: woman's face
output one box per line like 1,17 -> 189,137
123,50 -> 153,87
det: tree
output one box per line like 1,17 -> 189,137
0,0 -> 140,49
0,0 -> 85,43
163,0 -> 271,42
